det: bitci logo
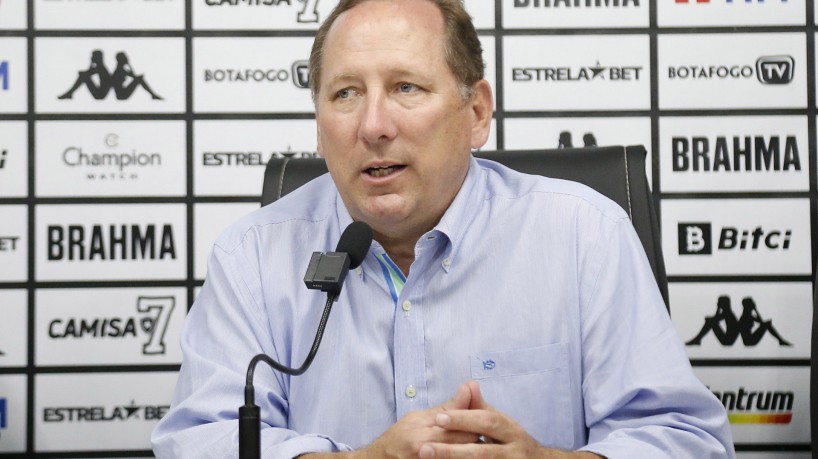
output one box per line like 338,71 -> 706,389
0,149 -> 7,169
678,223 -> 712,255
678,222 -> 792,255
756,56 -> 794,85
0,60 -> 8,91
59,50 -> 163,101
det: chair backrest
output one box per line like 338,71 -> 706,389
261,145 -> 669,307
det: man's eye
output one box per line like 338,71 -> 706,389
336,88 -> 354,99
398,83 -> 417,93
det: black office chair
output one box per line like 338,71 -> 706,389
261,145 -> 669,307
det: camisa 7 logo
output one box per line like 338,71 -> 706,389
298,0 -> 319,23
137,296 -> 175,355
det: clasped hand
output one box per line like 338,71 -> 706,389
359,380 -> 598,459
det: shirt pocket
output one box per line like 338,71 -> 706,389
469,343 -> 572,449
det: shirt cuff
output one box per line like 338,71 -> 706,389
262,433 -> 354,459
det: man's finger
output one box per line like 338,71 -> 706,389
434,409 -> 516,443
419,441 -> 503,459
439,382 -> 472,411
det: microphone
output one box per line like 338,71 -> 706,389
304,221 -> 372,294
239,221 -> 373,459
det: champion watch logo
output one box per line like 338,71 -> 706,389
59,50 -> 163,101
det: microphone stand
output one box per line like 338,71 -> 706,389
239,292 -> 338,459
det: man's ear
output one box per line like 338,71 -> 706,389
315,111 -> 324,158
469,79 -> 494,150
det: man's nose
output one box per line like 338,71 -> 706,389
358,92 -> 398,145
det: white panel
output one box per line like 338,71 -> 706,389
465,0 -> 495,29
694,367 -> 810,444
36,288 -> 186,366
35,204 -> 187,281
34,0 -> 185,30
658,0 -> 805,27
36,121 -> 186,197
0,205 -> 27,282
504,35 -> 650,111
658,33 -> 807,109
0,1 -> 27,30
194,119 -> 319,196
35,38 -> 186,114
660,116 -> 810,192
670,282 -> 812,359
194,203 -> 258,279
661,199 -> 813,276
0,290 -> 28,368
35,372 -> 177,452
0,375 -> 27,453
0,121 -> 28,198
193,37 -> 314,113
503,0 -> 648,29
0,38 -> 28,114
193,0 -> 339,30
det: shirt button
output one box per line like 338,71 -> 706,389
401,300 -> 412,312
442,257 -> 451,268
405,385 -> 416,398
355,266 -> 362,276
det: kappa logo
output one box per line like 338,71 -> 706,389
59,50 -> 163,101
557,132 -> 597,148
687,295 -> 791,347
47,296 -> 175,355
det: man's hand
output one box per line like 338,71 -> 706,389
417,380 -> 604,459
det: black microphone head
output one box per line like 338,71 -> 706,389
335,221 -> 373,269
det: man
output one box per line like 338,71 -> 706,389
153,0 -> 734,457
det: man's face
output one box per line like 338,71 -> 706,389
315,0 -> 492,242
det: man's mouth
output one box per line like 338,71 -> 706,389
366,165 -> 405,177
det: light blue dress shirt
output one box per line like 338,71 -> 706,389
152,157 -> 734,458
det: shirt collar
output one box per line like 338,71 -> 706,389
333,155 -> 485,273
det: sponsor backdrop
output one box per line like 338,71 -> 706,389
0,0 -> 816,457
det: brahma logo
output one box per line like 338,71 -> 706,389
711,387 -> 793,425
671,135 -> 801,172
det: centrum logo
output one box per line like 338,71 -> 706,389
63,133 -> 162,181
0,60 -> 8,91
513,61 -> 642,82
756,56 -> 795,85
687,295 -> 791,347
59,50 -> 163,101
671,135 -> 801,172
710,386 -> 793,425
47,296 -> 175,355
514,0 -> 640,7
203,0 -> 321,23
43,400 -> 169,423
